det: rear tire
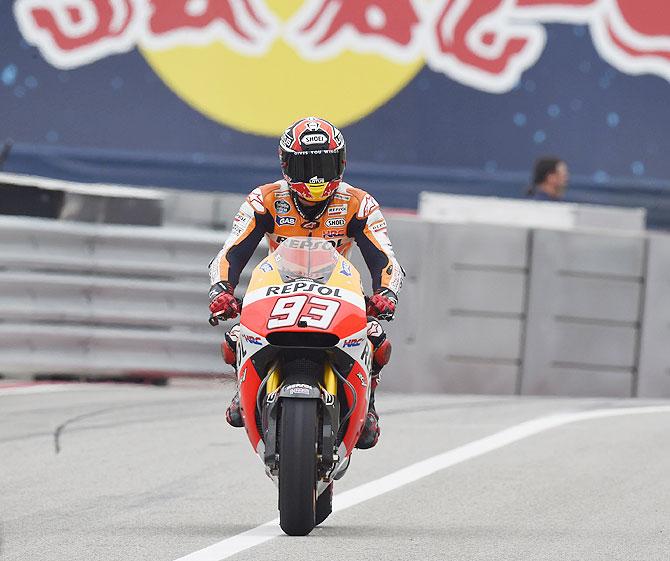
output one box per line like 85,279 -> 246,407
315,483 -> 333,526
279,399 -> 318,536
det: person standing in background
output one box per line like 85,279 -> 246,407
527,157 -> 569,201
0,139 -> 13,170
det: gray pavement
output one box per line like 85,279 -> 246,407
1,381 -> 668,561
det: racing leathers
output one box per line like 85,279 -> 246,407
209,179 -> 404,448
209,180 -> 404,294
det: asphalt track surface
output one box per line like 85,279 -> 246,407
1,380 -> 669,561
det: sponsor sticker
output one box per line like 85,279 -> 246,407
285,383 -> 312,396
340,261 -> 352,277
247,190 -> 265,213
390,276 -> 403,294
266,282 -> 342,298
301,220 -> 320,230
243,334 -> 262,345
361,343 -> 372,371
370,219 -> 387,233
325,217 -> 346,228
330,239 -> 345,248
343,337 -> 363,348
333,194 -> 351,202
260,262 -> 273,273
274,200 -> 291,214
302,133 -> 328,145
358,194 -> 380,218
328,205 -> 347,215
276,216 -> 297,226
367,320 -> 384,338
356,372 -> 368,387
283,238 -> 330,250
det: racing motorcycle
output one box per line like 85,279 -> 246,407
228,237 -> 372,536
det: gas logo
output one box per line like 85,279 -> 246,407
14,0 -> 670,136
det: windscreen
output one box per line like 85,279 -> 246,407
273,237 -> 340,283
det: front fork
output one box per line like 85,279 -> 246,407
262,360 -> 340,478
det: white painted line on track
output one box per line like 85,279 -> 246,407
174,404 -> 670,561
0,384 -> 113,396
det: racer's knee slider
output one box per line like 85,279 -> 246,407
221,341 -> 236,366
373,339 -> 392,370
367,318 -> 391,374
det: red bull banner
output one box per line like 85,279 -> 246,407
12,0 -> 670,134
2,1 -> 670,226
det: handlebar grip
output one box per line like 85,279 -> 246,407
209,298 -> 243,326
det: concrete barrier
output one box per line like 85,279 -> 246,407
637,234 -> 670,397
419,192 -> 647,231
521,230 -> 645,397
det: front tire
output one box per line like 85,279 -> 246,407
279,399 -> 318,536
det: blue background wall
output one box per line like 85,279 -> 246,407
1,3 -> 670,226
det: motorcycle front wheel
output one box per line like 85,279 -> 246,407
278,398 -> 318,536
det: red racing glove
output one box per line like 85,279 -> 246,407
208,281 -> 240,324
366,289 -> 398,321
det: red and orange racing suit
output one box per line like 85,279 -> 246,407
209,180 -> 404,295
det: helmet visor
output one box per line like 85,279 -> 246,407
283,151 -> 344,184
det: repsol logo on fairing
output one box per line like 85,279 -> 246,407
275,235 -> 344,248
266,282 -> 342,297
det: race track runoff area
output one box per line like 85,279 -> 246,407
1,380 -> 669,561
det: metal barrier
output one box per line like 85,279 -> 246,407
1,214 -> 669,397
0,215 -> 265,377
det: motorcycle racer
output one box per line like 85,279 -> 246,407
208,116 -> 404,449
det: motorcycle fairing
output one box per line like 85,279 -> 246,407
236,240 -> 372,485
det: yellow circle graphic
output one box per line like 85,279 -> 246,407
140,1 -> 423,136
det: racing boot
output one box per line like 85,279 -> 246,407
225,393 -> 243,428
355,375 -> 381,449
222,326 -> 244,428
356,320 -> 392,449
